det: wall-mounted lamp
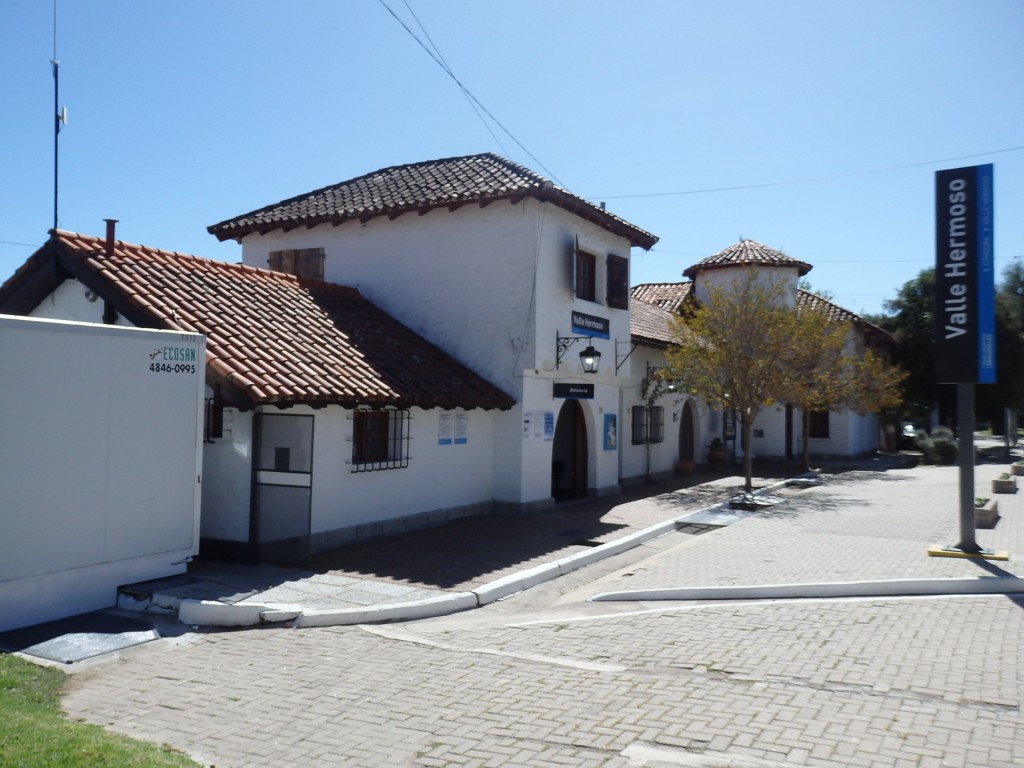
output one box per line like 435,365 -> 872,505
556,333 -> 601,373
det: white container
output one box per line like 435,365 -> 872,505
0,315 -> 205,632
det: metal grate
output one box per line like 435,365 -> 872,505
350,408 -> 411,472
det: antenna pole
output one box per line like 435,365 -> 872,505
52,56 -> 60,231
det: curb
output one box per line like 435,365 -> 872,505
590,576 -> 1024,603
176,477 -> 798,629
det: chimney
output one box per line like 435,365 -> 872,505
104,219 -> 118,257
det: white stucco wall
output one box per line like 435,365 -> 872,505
618,345 -> 716,483
306,405 -> 499,533
200,406 -> 252,542
693,265 -> 801,308
29,279 -> 132,326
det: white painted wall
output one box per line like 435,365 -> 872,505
29,279 -> 132,326
618,345 -> 716,483
200,406 -> 252,542
306,405 -> 498,532
0,315 -> 204,631
693,265 -> 801,308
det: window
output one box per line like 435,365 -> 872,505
352,408 -> 410,471
268,247 -> 325,281
631,406 -> 664,445
808,410 -> 830,439
606,255 -> 629,309
204,394 -> 223,442
575,249 -> 596,302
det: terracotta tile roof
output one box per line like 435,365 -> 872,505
207,153 -> 658,249
796,289 -> 892,343
630,282 -> 692,314
629,298 -> 678,346
2,231 -> 514,411
630,279 -> 891,345
683,239 -> 812,279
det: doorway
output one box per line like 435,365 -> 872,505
679,399 -> 697,463
252,413 -> 314,565
551,400 -> 588,501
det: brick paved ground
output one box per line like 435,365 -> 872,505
60,457 -> 1024,767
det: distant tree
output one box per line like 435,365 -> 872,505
982,260 -> 1024,432
872,265 -> 1024,432
870,269 -> 953,424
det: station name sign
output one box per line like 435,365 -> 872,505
934,164 -> 995,384
571,311 -> 609,339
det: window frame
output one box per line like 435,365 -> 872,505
808,409 -> 830,440
268,247 -> 325,281
631,405 -> 664,445
351,408 -> 410,471
574,248 -> 597,302
606,254 -> 629,310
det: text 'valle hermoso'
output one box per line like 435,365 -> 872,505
934,164 -> 995,384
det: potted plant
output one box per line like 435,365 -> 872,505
992,473 -> 1017,494
975,497 -> 1000,528
707,438 -> 728,469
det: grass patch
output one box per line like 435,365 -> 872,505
0,653 -> 202,767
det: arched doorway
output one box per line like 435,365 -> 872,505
679,399 -> 698,463
551,400 -> 588,501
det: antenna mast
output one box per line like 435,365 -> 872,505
51,0 -> 66,232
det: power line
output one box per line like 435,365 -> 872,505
591,145 -> 1024,200
377,0 -> 563,186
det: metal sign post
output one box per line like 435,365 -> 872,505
929,164 -> 1003,559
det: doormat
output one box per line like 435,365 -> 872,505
0,611 -> 159,664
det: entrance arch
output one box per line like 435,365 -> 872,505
551,400 -> 588,501
679,398 -> 698,463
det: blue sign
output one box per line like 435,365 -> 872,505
934,164 -> 995,384
571,311 -> 609,339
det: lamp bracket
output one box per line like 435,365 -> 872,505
555,332 -> 589,369
615,339 -> 637,373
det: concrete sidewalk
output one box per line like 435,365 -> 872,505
592,451 -> 1024,604
122,442 -> 1024,629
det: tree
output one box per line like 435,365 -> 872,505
664,271 -> 800,493
665,270 -> 905,489
784,308 -> 904,469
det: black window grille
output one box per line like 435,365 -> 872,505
351,408 -> 410,471
204,396 -> 223,442
631,405 -> 664,445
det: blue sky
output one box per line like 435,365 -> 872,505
2,1 -> 1022,316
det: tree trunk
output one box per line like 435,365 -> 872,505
802,410 -> 811,472
742,414 -> 754,493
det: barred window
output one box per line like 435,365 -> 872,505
352,408 -> 410,471
631,406 -> 664,445
204,394 -> 223,442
